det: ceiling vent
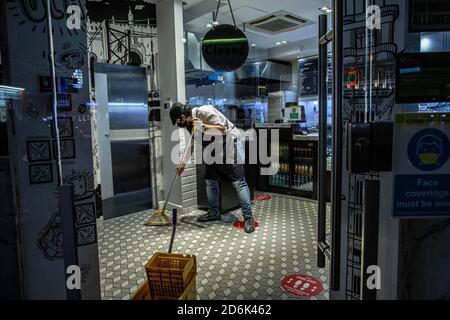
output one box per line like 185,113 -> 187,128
246,11 -> 313,34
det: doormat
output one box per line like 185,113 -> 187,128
281,274 -> 323,297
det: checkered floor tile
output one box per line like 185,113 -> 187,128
97,194 -> 330,300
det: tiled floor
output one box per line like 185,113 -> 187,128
97,194 -> 330,300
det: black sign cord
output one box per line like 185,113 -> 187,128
213,0 -> 237,27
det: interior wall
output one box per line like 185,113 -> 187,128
0,0 -> 100,299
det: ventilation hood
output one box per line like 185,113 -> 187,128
235,60 -> 291,83
185,31 -> 214,81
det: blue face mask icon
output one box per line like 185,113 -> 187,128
416,135 -> 443,165
408,128 -> 450,172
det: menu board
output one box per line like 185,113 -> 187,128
299,55 -> 332,98
299,58 -> 318,97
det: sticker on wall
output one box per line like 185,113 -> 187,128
53,139 -> 76,160
75,202 -> 96,225
27,140 -> 51,162
407,128 -> 450,172
63,169 -> 95,201
29,163 -> 53,184
37,212 -> 63,260
76,224 -> 97,246
202,24 -> 249,72
281,274 -> 323,298
78,103 -> 87,114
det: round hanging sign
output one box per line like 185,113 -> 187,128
201,24 -> 249,72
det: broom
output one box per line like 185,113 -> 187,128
145,128 -> 195,226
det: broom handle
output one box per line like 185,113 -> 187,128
161,173 -> 178,213
161,131 -> 195,213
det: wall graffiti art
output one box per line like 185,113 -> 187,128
25,103 -> 40,118
76,224 -> 97,246
29,163 -> 53,184
92,143 -> 100,171
53,139 -> 76,160
63,169 -> 94,201
52,117 -> 74,138
9,0 -> 86,35
37,212 -> 63,260
342,0 -> 400,300
59,49 -> 85,70
75,202 -> 95,225
27,140 -> 51,162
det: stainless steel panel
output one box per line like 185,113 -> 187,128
95,63 -> 149,130
94,63 -> 151,199
111,139 -> 150,194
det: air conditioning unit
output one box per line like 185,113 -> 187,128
246,11 -> 313,35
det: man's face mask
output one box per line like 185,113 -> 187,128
177,115 -> 193,133
186,122 -> 194,133
176,116 -> 186,128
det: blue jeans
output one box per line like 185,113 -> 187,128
206,179 -> 253,219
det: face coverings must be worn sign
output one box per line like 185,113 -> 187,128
393,113 -> 450,218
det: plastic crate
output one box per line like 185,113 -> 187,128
131,276 -> 197,300
145,252 -> 197,300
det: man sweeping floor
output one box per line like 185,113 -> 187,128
170,103 -> 256,234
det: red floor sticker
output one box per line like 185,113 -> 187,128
233,220 -> 260,230
254,194 -> 272,201
281,275 -> 323,297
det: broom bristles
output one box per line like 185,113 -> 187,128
145,209 -> 171,226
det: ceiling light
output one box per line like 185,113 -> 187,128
280,40 -> 288,45
206,23 -> 213,28
275,42 -> 281,46
251,43 -> 256,47
212,21 -> 220,26
319,6 -> 332,14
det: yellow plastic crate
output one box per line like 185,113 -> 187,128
132,275 -> 197,300
144,252 -> 197,300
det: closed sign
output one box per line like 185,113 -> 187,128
202,24 -> 249,72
